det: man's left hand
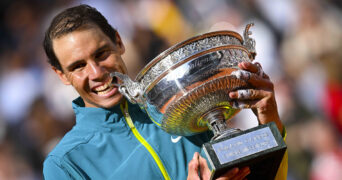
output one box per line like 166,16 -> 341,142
229,61 -> 283,133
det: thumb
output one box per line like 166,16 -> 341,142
199,155 -> 211,179
187,152 -> 200,180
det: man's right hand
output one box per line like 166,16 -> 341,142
187,152 -> 250,180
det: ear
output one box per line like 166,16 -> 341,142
115,31 -> 125,55
52,67 -> 71,85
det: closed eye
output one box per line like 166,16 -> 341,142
69,62 -> 86,71
95,50 -> 111,61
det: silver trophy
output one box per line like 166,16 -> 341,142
112,24 -> 286,180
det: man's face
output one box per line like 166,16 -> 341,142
52,25 -> 127,108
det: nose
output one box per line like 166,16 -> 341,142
87,61 -> 105,80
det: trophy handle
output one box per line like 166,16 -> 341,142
110,72 -> 144,104
243,23 -> 256,60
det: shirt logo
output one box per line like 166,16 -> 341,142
171,136 -> 182,143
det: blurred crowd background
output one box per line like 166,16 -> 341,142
0,0 -> 342,179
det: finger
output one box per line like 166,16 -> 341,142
231,167 -> 250,180
239,62 -> 268,79
231,100 -> 257,109
216,168 -> 239,180
231,69 -> 251,81
229,89 -> 271,100
238,61 -> 258,74
253,62 -> 268,79
231,70 -> 273,90
231,94 -> 275,110
187,153 -> 200,180
198,155 -> 211,179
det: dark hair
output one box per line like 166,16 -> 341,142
43,4 -> 117,71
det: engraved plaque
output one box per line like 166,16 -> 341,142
212,127 -> 278,164
202,122 -> 286,180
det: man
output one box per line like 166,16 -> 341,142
43,4 -> 287,180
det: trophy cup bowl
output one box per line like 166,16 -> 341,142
111,24 -> 286,179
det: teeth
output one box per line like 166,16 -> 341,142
94,84 -> 108,91
94,78 -> 112,92
97,86 -> 113,95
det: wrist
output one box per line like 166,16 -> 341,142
258,112 -> 283,133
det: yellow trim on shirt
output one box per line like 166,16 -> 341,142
148,114 -> 162,126
121,101 -> 171,180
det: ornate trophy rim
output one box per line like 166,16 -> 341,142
135,30 -> 244,82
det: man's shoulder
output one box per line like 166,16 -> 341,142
46,127 -> 95,160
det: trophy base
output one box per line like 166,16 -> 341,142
202,122 -> 286,180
